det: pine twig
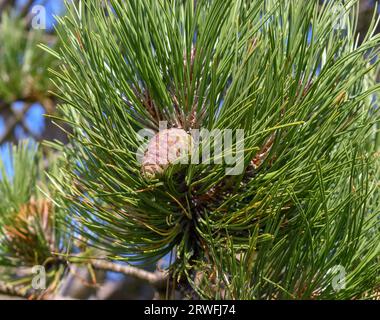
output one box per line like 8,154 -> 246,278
0,102 -> 31,144
19,0 -> 34,18
0,281 -> 28,299
90,260 -> 167,288
0,281 -> 79,300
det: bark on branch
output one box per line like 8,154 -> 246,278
0,281 -> 78,300
90,259 -> 168,289
0,281 -> 28,299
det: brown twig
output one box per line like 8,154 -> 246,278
90,259 -> 167,288
0,281 -> 29,299
0,102 -> 31,145
0,281 -> 79,300
19,0 -> 34,18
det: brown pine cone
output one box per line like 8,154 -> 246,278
142,128 -> 194,179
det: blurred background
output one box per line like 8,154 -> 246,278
0,0 -> 379,299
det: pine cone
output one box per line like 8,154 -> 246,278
142,128 -> 194,179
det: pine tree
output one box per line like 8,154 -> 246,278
0,0 -> 380,300
42,0 -> 380,299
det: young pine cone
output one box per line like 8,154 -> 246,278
142,128 -> 194,179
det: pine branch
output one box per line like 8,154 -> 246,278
0,281 -> 79,300
90,260 -> 167,288
0,102 -> 31,145
19,0 -> 35,18
0,281 -> 29,299
47,0 -> 380,299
